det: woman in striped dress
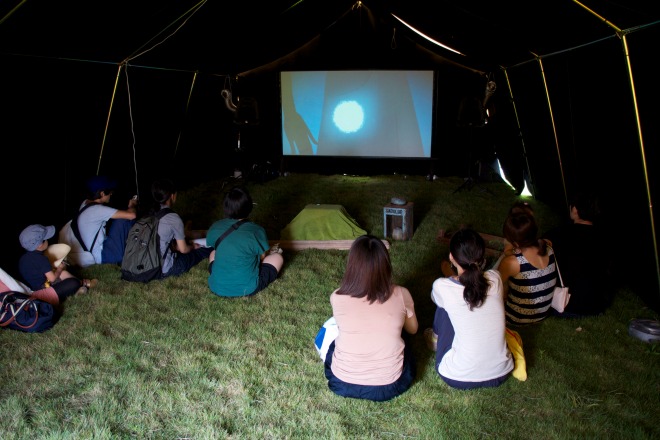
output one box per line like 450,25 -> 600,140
498,202 -> 556,325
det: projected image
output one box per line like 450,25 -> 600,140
281,71 -> 434,158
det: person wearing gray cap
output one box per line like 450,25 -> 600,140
18,224 -> 98,300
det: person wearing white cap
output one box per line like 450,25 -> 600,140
18,224 -> 97,300
58,175 -> 138,267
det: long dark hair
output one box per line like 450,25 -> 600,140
336,235 -> 393,304
450,229 -> 489,310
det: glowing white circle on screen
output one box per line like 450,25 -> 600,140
333,100 -> 364,133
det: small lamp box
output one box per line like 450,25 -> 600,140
383,202 -> 414,240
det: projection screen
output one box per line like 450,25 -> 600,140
280,70 -> 434,158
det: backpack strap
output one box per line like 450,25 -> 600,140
71,202 -> 100,252
155,207 -> 175,220
214,219 -> 248,250
155,207 -> 175,260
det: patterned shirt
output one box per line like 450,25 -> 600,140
505,248 -> 556,325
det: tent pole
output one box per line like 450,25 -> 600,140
0,0 -> 29,25
97,64 -> 123,175
534,54 -> 569,212
620,34 -> 660,299
573,0 -> 660,307
502,68 -> 535,197
173,71 -> 198,159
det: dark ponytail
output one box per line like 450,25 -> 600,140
450,229 -> 490,310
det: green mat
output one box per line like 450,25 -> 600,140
280,204 -> 367,241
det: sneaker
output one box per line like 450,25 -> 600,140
424,328 -> 438,352
75,286 -> 89,295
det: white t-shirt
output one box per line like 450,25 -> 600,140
431,270 -> 513,382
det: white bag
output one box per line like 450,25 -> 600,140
551,257 -> 571,313
552,286 -> 571,313
314,316 -> 339,361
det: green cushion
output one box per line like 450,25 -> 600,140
280,204 -> 367,241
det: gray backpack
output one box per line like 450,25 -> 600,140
120,208 -> 173,283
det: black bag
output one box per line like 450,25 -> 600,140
0,291 -> 58,333
121,208 -> 174,283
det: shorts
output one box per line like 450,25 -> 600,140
249,263 -> 279,295
324,340 -> 416,402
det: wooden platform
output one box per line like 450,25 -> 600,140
187,229 -> 389,251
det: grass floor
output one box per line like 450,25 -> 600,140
1,173 -> 659,439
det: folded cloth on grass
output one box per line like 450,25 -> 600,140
0,267 -> 60,305
505,327 -> 527,381
280,204 -> 367,241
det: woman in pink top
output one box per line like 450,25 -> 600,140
324,235 -> 418,402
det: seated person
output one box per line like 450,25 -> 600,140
324,235 -> 418,402
543,191 -> 613,317
498,202 -> 557,325
18,224 -> 97,300
206,186 -> 283,297
59,176 -> 137,267
427,228 -> 513,390
151,179 -> 212,279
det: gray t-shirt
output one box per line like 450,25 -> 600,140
156,209 -> 185,274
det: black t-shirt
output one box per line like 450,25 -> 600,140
543,223 -> 613,316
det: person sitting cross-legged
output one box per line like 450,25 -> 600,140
18,224 -> 97,301
426,228 -> 513,390
59,175 -> 138,267
206,186 -> 284,297
542,190 -> 613,318
150,178 -> 213,280
324,235 -> 418,402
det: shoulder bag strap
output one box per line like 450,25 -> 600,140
71,202 -> 100,252
214,219 -> 248,250
552,249 -> 564,287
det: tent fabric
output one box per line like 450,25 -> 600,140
280,205 -> 367,241
237,3 -> 486,78
1,0 -> 657,74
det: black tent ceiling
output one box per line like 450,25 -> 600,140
1,0 -> 658,74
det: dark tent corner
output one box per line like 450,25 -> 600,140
1,0 -> 659,311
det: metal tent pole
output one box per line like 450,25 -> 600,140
573,0 -> 660,303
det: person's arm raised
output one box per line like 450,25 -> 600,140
111,197 -> 138,220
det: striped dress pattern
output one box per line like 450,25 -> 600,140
505,248 -> 557,325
